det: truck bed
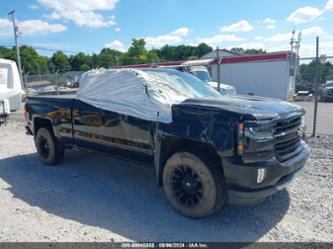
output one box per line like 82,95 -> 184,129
26,94 -> 76,145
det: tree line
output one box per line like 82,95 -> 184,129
0,38 -> 271,76
1,37 -> 332,87
297,56 -> 333,92
0,39 -> 213,75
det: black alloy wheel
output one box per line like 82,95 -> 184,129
171,165 -> 203,207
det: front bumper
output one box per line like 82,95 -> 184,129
222,142 -> 310,205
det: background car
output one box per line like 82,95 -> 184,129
187,66 -> 237,96
322,81 -> 333,102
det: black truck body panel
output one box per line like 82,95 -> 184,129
25,93 -> 310,205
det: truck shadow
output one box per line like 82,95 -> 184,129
0,151 -> 290,242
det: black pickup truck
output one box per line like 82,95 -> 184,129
25,68 -> 309,218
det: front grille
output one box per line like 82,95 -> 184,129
274,116 -> 303,162
274,116 -> 301,134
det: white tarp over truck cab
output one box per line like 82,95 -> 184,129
77,68 -> 221,123
77,69 -> 184,123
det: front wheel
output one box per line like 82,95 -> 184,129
35,127 -> 64,165
162,150 -> 226,218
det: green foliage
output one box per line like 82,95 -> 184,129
70,52 -> 92,71
300,57 -> 333,86
230,47 -> 266,55
121,39 -> 147,65
145,49 -> 159,64
97,48 -> 122,68
196,43 -> 214,57
79,63 -> 91,71
0,46 -> 50,75
0,46 -> 16,61
157,43 -> 213,61
245,48 -> 267,55
38,56 -> 50,74
20,46 -> 49,75
51,51 -> 71,73
1,42 -> 285,77
0,41 -> 212,74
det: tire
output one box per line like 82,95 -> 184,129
162,150 -> 227,218
35,127 -> 64,165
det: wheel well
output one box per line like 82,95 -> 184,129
158,137 -> 222,186
34,118 -> 53,135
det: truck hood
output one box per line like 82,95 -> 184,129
180,95 -> 304,120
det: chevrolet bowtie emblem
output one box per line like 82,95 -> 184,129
298,129 -> 304,137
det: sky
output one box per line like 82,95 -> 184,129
0,0 -> 333,57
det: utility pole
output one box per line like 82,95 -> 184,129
290,30 -> 302,70
290,30 -> 295,52
295,31 -> 302,78
8,10 -> 23,86
290,30 -> 302,94
216,46 -> 221,92
312,37 -> 319,137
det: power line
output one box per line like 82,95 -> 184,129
30,45 -> 79,54
290,30 -> 302,78
0,43 -> 79,54
0,43 -> 14,48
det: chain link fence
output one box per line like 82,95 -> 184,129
24,71 -> 83,95
295,55 -> 333,136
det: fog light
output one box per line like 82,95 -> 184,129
237,123 -> 244,155
237,143 -> 244,155
257,168 -> 266,183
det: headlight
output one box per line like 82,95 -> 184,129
301,115 -> 306,131
243,121 -> 274,140
298,115 -> 306,138
237,120 -> 274,155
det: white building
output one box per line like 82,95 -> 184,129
202,50 -> 296,100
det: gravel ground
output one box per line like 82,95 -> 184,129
0,114 -> 332,242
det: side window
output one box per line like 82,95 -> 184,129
0,67 -> 8,85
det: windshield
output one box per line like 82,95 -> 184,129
220,87 -> 237,96
326,82 -> 333,87
143,69 -> 221,99
190,70 -> 212,82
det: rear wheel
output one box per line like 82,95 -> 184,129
162,150 -> 226,218
35,127 -> 64,165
